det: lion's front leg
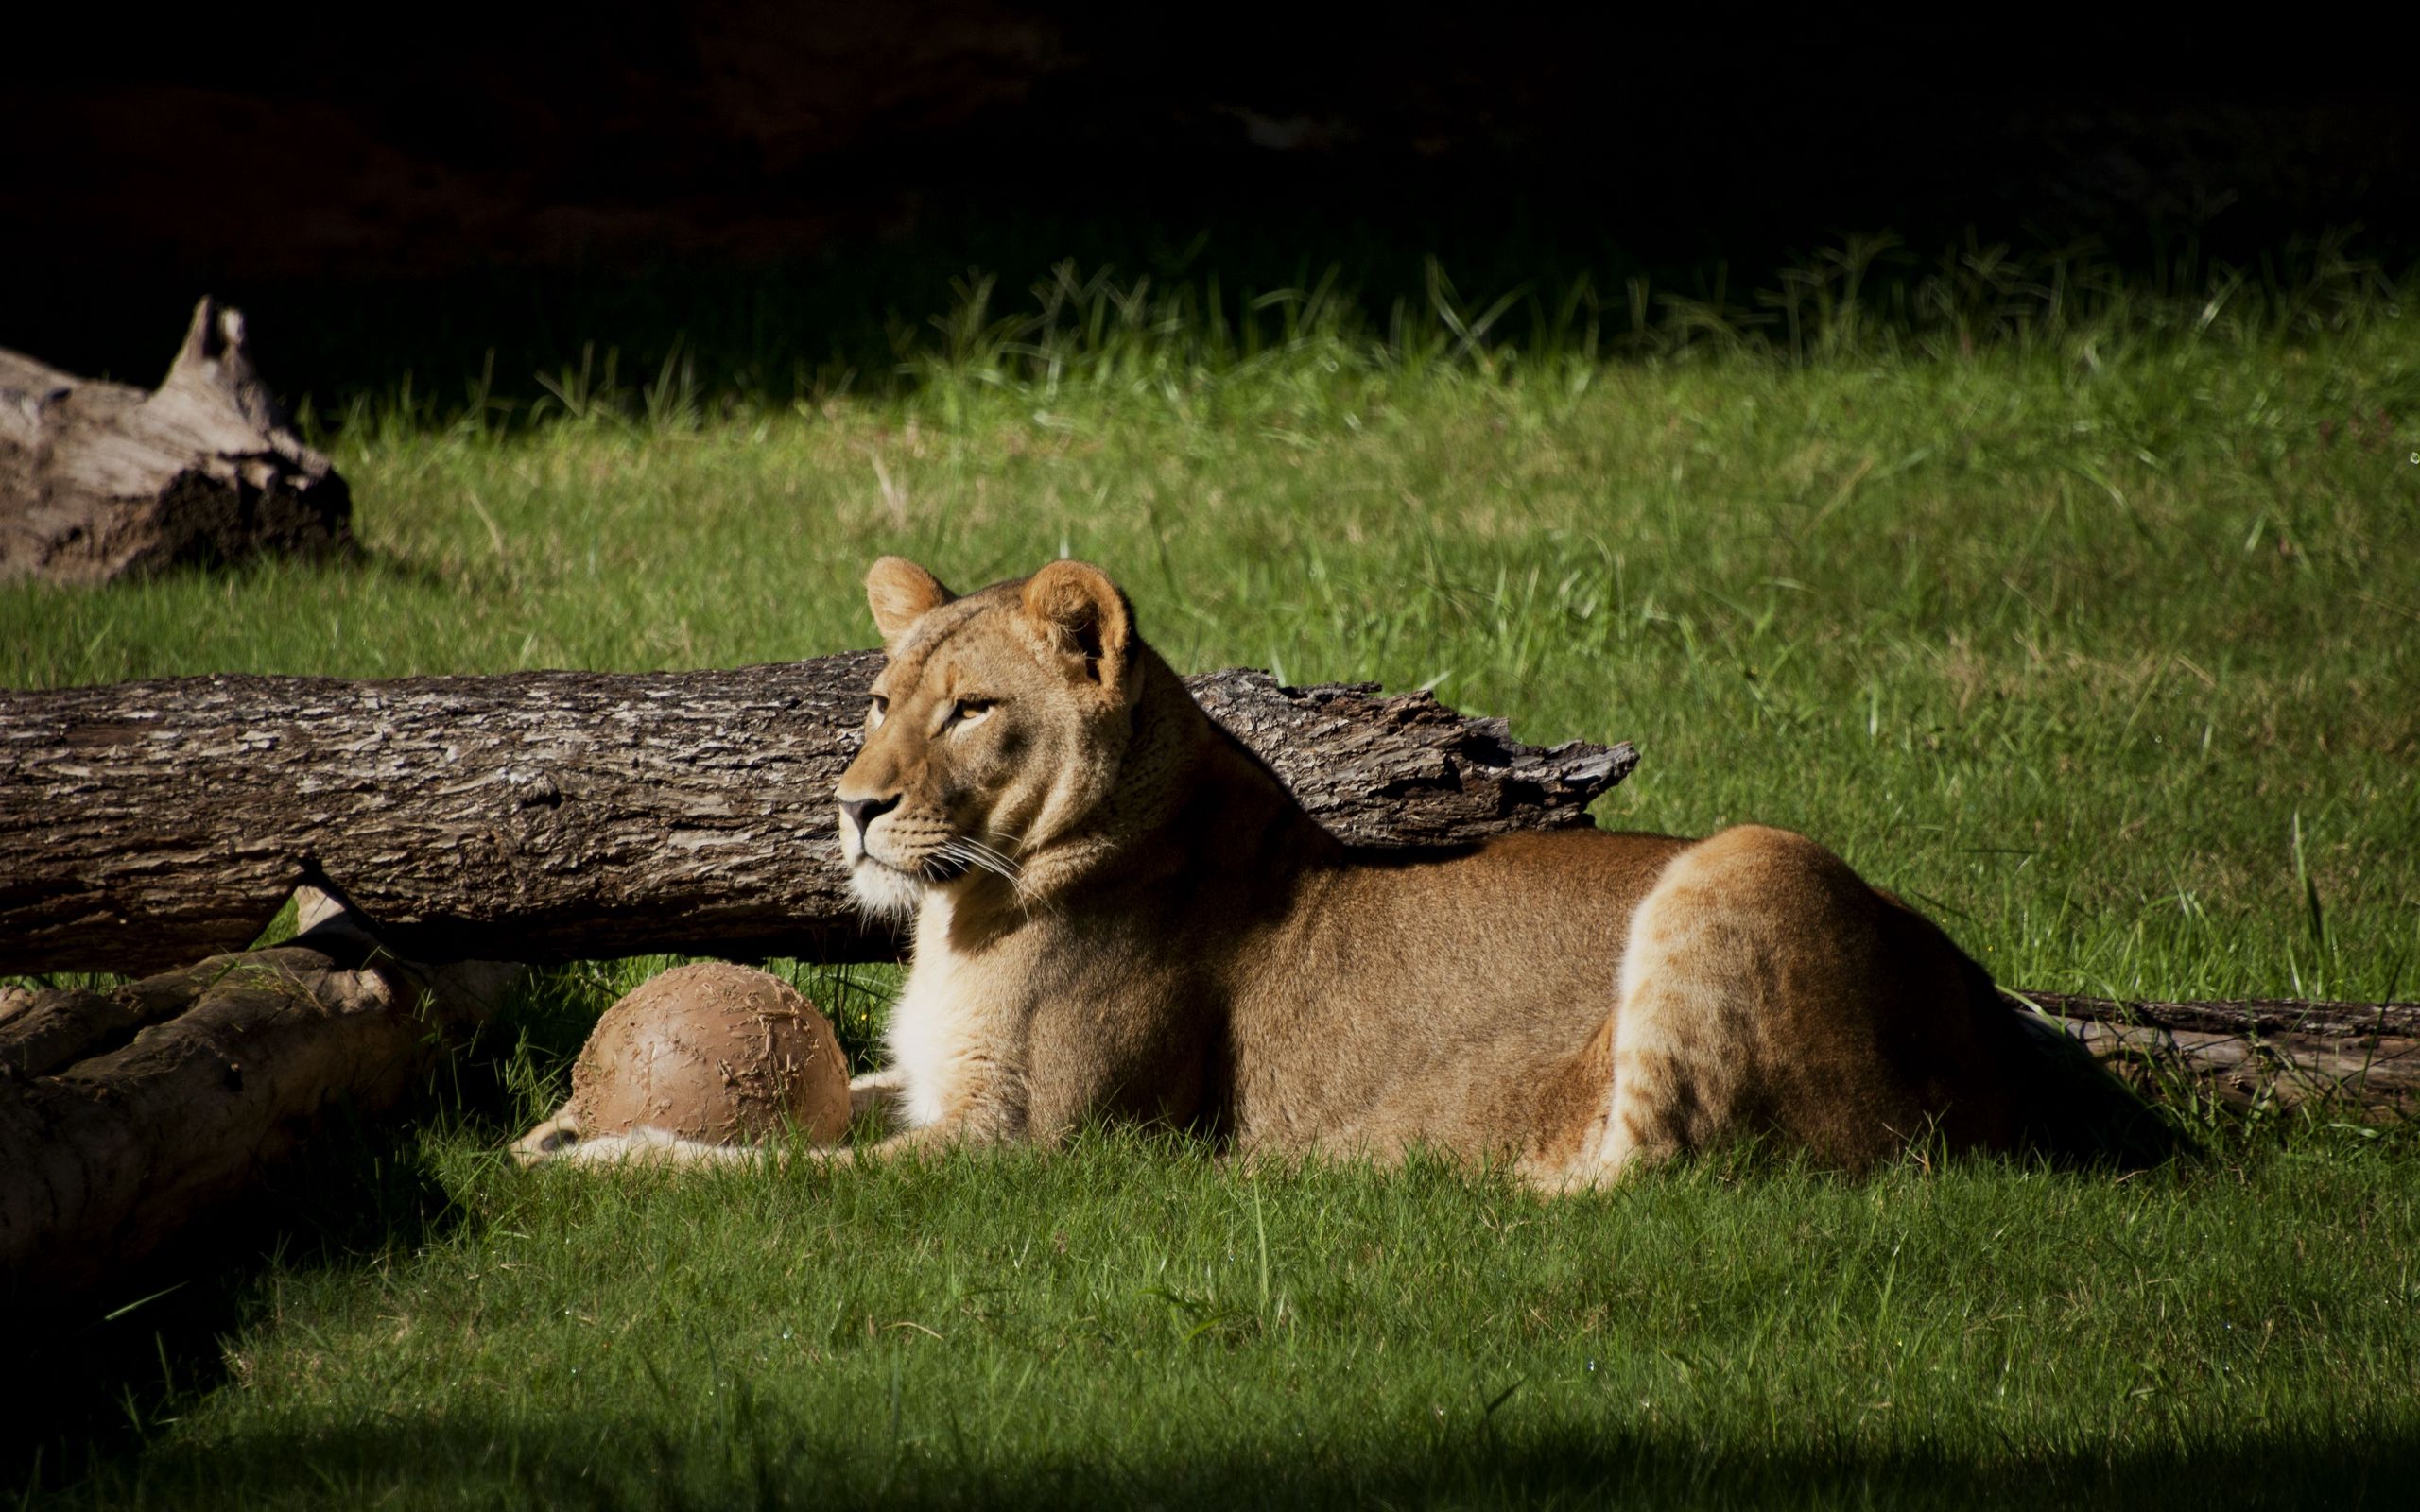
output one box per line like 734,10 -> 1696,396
527,1125 -> 774,1169
511,1108 -> 991,1171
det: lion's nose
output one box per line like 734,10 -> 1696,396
842,794 -> 900,838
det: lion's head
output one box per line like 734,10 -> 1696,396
835,556 -> 1151,920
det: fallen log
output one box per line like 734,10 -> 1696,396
2016,991 -> 2419,1121
0,891 -> 520,1297
0,298 -> 352,584
0,659 -> 1634,975
2018,991 -> 2420,1042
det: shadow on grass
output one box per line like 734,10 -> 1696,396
2,1120 -> 458,1495
50,1408 -> 2420,1511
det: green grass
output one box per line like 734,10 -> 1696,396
35,1130 -> 2420,1510
6,251 -> 2419,1506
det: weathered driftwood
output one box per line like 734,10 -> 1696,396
0,658 -> 1634,975
0,892 -> 520,1297
2019,992 -> 2419,1120
0,297 -> 351,584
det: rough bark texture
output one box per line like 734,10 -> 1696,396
0,658 -> 1634,975
0,896 -> 520,1297
0,298 -> 351,583
2022,992 -> 2419,1120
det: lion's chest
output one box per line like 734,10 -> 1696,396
885,895 -> 1026,1131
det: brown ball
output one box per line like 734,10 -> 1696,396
564,963 -> 850,1145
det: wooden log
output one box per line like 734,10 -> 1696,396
0,971 -> 202,1078
0,298 -> 352,584
0,659 -> 1634,975
0,894 -> 521,1296
2017,991 -> 2420,1042
2014,991 -> 2419,1121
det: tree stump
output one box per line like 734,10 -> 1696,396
0,297 -> 352,584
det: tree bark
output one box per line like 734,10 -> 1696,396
0,298 -> 352,584
0,659 -> 1634,976
0,894 -> 520,1296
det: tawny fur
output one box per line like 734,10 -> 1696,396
533,555 -> 2169,1180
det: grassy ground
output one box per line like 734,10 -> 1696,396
38,1129 -> 2420,1510
6,251 -> 2418,1506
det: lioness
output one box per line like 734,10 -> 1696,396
530,556 -> 2171,1182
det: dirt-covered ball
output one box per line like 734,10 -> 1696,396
562,962 -> 849,1145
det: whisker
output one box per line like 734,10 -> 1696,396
938,836 -> 1020,883
948,835 -> 1022,877
959,836 -> 1025,877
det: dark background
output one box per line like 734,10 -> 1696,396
6,4 -> 2413,398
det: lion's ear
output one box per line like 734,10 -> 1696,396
1021,559 -> 1136,700
865,557 -> 953,648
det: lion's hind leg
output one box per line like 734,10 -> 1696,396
1590,825 -> 1997,1181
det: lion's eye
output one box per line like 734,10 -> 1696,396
950,698 -> 995,728
868,695 -> 889,729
